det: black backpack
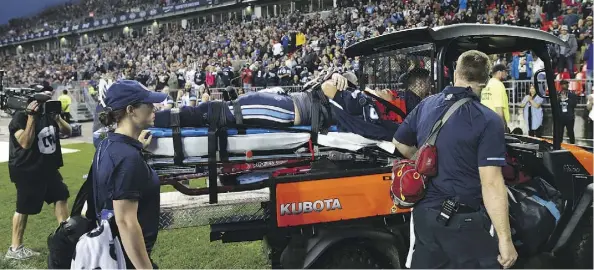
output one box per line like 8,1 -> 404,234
47,169 -> 97,269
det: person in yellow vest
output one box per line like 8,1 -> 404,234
481,64 -> 510,131
58,89 -> 72,123
88,85 -> 97,101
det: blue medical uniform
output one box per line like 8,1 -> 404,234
393,86 -> 506,268
394,86 -> 506,208
92,133 -> 160,269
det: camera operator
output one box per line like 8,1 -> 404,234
5,94 -> 72,260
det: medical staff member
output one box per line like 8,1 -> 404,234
94,80 -> 167,269
393,50 -> 517,269
58,89 -> 72,123
481,64 -> 510,130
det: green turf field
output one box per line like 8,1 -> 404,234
0,143 -> 269,269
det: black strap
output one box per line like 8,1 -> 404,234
309,88 -> 332,142
232,101 -> 246,135
70,168 -> 96,221
207,102 -> 229,204
170,108 -> 184,165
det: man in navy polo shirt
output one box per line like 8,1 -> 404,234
393,50 -> 517,269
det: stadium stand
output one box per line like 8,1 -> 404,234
0,0 -> 592,94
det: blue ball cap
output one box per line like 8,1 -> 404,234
104,80 -> 167,110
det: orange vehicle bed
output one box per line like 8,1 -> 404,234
272,167 -> 411,227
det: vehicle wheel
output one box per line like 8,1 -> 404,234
312,243 -> 392,269
556,224 -> 593,269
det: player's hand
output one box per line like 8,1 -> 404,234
138,130 -> 153,149
53,114 -> 62,121
497,239 -> 518,269
26,101 -> 39,115
331,73 -> 348,91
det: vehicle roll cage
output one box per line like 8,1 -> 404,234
346,24 -> 567,150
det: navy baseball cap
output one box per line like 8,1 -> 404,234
104,80 -> 167,110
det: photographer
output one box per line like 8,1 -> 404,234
5,95 -> 72,260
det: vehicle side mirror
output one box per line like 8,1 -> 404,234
532,69 -> 549,98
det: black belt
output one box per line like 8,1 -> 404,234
430,203 -> 480,214
170,108 -> 184,165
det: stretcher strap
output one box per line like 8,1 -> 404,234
309,89 -> 332,143
170,108 -> 184,165
232,101 -> 246,135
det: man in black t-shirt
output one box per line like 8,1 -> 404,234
6,97 -> 72,260
277,64 -> 292,86
220,66 -> 234,87
558,80 -> 578,144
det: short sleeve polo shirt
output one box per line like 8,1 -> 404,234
393,86 -> 507,208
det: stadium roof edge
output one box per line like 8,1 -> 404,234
0,0 -> 239,48
345,24 -> 567,58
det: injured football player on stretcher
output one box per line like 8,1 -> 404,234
153,72 -> 400,141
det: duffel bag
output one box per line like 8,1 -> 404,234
507,178 -> 561,256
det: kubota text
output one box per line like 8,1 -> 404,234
279,199 -> 342,216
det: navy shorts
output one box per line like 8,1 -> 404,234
13,170 -> 70,215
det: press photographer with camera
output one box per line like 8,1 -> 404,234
5,92 -> 72,260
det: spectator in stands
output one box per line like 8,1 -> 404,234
564,6 -> 580,26
520,84 -> 544,137
557,25 -> 579,78
177,83 -> 197,107
584,36 -> 593,93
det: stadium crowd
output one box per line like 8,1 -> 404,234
0,0 -> 593,95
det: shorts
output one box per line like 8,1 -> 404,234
13,170 -> 70,215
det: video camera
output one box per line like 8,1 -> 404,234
0,70 -> 62,115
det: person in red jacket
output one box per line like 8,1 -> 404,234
240,64 -> 253,91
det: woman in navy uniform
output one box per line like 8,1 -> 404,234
93,80 -> 167,269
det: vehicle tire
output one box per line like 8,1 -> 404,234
556,224 -> 593,269
312,243 -> 392,269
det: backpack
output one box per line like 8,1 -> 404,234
71,217 -> 126,269
71,139 -> 126,269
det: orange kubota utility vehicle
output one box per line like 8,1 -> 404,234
153,24 -> 592,269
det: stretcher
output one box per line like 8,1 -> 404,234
147,126 -> 396,159
147,124 -> 399,200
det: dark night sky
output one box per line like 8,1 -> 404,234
0,0 -> 77,25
